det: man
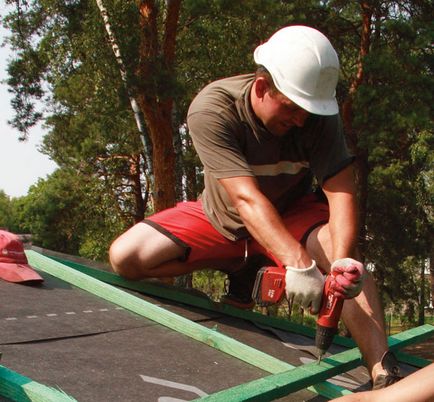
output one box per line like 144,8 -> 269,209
110,26 -> 400,388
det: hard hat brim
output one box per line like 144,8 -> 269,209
285,92 -> 339,116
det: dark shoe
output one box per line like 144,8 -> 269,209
220,255 -> 269,310
372,351 -> 403,390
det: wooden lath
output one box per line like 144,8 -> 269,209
0,365 -> 78,402
193,325 -> 434,401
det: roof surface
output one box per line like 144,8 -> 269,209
0,248 -> 428,401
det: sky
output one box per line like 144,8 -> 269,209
0,8 -> 58,198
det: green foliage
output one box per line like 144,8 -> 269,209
0,190 -> 20,232
192,269 -> 227,301
15,168 -> 126,260
16,170 -> 83,253
352,8 -> 434,308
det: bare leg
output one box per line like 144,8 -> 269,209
109,221 -> 244,279
306,224 -> 388,380
331,364 -> 434,402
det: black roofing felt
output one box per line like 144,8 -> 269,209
0,250 -> 424,401
0,274 -> 318,401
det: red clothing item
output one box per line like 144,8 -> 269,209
144,194 -> 328,266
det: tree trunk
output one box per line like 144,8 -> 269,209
418,259 -> 425,325
184,135 -> 199,201
136,0 -> 181,212
173,122 -> 184,201
186,164 -> 198,201
95,0 -> 153,179
131,154 -> 145,223
341,2 -> 373,258
430,242 -> 434,308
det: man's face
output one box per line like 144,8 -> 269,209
259,91 -> 309,136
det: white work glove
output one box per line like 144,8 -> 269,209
330,258 -> 365,299
285,260 -> 325,314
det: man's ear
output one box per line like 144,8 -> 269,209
254,77 -> 269,99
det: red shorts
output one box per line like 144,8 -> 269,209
145,194 -> 329,266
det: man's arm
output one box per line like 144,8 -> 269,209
219,174 -> 326,313
322,164 -> 365,299
218,176 -> 312,268
321,163 -> 359,260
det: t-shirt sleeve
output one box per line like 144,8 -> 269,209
308,115 -> 355,186
187,111 -> 254,179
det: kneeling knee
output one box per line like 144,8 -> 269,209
109,240 -> 142,280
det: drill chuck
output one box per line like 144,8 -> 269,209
315,323 -> 337,357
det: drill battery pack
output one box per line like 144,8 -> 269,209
252,266 -> 286,307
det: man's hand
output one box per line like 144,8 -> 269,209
330,258 -> 365,299
285,260 -> 325,314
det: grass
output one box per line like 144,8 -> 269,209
386,312 -> 434,335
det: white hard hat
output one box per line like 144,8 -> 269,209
254,25 -> 340,116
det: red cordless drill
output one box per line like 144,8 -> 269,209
252,267 -> 344,362
315,271 -> 344,362
252,266 -> 286,306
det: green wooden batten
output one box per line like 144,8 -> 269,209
46,255 -> 354,346
26,250 -> 352,399
193,324 -> 434,402
395,351 -> 432,368
0,365 -> 78,402
47,255 -> 429,370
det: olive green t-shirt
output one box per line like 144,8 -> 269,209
187,74 -> 353,241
